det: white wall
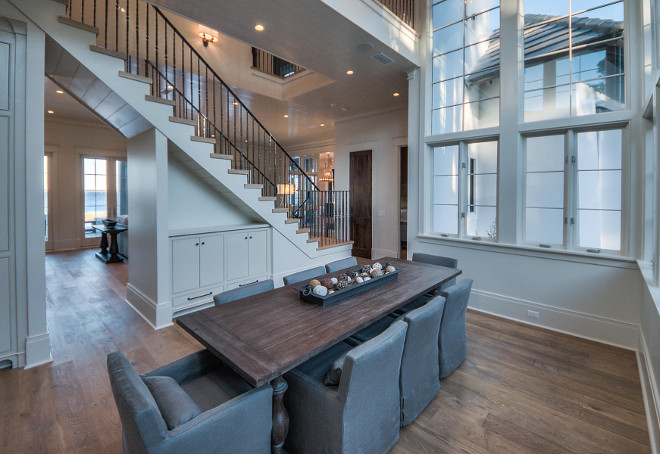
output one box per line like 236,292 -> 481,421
45,119 -> 127,251
640,279 -> 660,449
168,157 -> 257,231
334,108 -> 407,258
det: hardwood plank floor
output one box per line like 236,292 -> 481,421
0,250 -> 651,453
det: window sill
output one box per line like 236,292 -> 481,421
416,234 -> 638,269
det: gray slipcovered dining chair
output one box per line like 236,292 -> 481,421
350,296 -> 446,426
438,279 -> 473,378
283,265 -> 326,285
283,321 -> 407,454
412,252 -> 458,291
213,279 -> 274,306
107,349 -> 272,454
325,257 -> 358,273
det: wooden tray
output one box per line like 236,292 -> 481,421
294,269 -> 400,307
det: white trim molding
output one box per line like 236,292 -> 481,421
639,330 -> 660,454
126,284 -> 173,330
24,332 -> 52,368
469,288 -> 640,350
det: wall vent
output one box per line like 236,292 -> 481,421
371,52 -> 395,65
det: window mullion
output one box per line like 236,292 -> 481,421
459,141 -> 468,237
565,130 -> 577,250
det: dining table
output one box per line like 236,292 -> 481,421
176,257 -> 461,454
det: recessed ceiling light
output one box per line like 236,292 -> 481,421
55,89 -> 64,94
346,70 -> 354,75
393,92 -> 400,97
284,114 -> 289,118
47,110 -> 54,114
254,24 -> 264,31
320,123 -> 325,127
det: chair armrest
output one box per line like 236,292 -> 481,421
143,350 -> 221,384
164,384 -> 273,453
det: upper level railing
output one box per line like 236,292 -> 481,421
252,47 -> 304,79
62,0 -> 350,247
377,0 -> 415,28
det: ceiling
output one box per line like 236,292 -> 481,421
44,77 -> 106,125
45,0 -> 416,150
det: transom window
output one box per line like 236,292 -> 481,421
523,0 -> 625,121
431,0 -> 501,134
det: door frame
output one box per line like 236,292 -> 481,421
44,148 -> 55,252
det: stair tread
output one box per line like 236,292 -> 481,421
191,136 -> 216,144
170,116 -> 196,126
228,169 -> 250,174
144,95 -> 175,106
90,45 -> 127,60
296,228 -> 310,234
58,16 -> 99,34
259,197 -> 277,201
210,153 -> 232,160
119,71 -> 152,84
272,208 -> 289,213
317,241 -> 354,251
244,184 -> 263,189
285,218 -> 300,224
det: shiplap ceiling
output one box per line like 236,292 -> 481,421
148,0 -> 415,147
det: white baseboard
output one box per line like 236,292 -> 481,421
126,284 -> 173,330
639,331 -> 660,454
469,289 -> 639,350
24,332 -> 52,368
371,249 -> 399,259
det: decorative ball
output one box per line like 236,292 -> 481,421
355,276 -> 364,284
363,276 -> 371,281
322,278 -> 334,289
337,273 -> 349,282
313,285 -> 328,296
371,268 -> 383,278
361,264 -> 372,274
385,265 -> 396,273
335,280 -> 348,290
330,277 -> 338,285
360,272 -> 369,278
328,289 -> 335,294
372,262 -> 383,270
349,271 -> 359,280
309,279 -> 321,288
384,262 -> 392,268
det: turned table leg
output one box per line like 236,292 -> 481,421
271,376 -> 289,454
99,232 -> 108,255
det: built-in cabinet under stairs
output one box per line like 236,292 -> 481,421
16,0 -> 352,259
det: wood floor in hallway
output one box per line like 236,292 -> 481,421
0,250 -> 652,453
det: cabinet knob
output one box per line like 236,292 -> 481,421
249,236 -> 253,239
245,236 -> 248,240
201,242 -> 205,245
195,243 -> 199,246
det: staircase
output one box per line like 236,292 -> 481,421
17,0 -> 351,257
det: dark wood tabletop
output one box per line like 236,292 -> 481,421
176,257 -> 461,387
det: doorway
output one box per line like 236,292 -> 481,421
350,150 -> 372,258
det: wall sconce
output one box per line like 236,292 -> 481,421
198,25 -> 219,47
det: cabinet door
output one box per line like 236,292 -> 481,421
171,237 -> 200,294
0,258 -> 11,353
248,229 -> 268,276
199,233 -> 224,288
225,231 -> 250,281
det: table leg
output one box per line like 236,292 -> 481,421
99,232 -> 108,255
108,232 -> 119,261
271,376 -> 289,454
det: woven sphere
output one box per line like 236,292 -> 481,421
335,280 -> 348,290
372,262 -> 383,270
322,278 -> 334,289
385,265 -> 396,273
360,264 -> 372,274
349,271 -> 359,280
309,279 -> 321,288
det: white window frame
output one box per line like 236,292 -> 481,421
520,125 -> 629,256
429,137 -> 499,242
421,0 -> 636,260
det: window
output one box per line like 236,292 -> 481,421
84,157 -> 108,238
431,0 -> 501,134
116,160 -> 128,217
523,0 -> 625,122
523,128 -> 622,252
432,140 -> 498,239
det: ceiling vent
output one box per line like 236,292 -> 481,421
371,52 -> 395,65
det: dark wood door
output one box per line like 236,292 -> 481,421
350,150 -> 372,258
